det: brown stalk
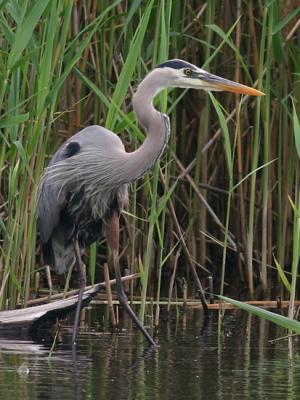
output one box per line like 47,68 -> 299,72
159,168 -> 208,314
167,248 -> 181,313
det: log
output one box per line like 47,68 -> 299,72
0,273 -> 140,338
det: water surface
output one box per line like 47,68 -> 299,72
0,306 -> 299,400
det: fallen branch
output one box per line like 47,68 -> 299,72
19,272 -> 140,307
0,273 -> 140,332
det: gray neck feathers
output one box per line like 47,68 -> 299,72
121,69 -> 170,182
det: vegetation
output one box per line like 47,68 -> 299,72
0,0 -> 299,325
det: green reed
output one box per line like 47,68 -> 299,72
0,1 -> 299,317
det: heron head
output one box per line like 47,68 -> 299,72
157,59 -> 264,96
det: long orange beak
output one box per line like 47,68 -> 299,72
197,71 -> 264,96
213,81 -> 264,96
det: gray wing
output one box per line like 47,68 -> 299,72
37,141 -> 80,244
38,182 -> 65,245
37,125 -> 125,244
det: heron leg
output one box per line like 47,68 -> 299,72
106,212 -> 156,347
45,265 -> 53,300
72,239 -> 86,345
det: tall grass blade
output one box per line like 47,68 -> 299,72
219,295 -> 300,333
292,100 -> 300,159
7,0 -> 50,69
106,0 -> 154,130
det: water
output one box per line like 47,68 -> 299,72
0,306 -> 299,400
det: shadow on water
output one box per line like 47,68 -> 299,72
0,306 -> 300,400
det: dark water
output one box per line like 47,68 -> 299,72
0,306 -> 299,400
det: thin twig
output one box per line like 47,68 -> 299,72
172,153 -> 237,250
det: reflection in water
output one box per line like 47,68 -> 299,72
0,307 -> 299,400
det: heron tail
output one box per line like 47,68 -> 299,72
42,227 -> 76,275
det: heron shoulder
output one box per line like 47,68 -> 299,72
70,125 -> 125,151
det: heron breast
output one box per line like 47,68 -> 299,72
66,183 -> 128,229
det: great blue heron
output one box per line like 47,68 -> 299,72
38,59 -> 263,346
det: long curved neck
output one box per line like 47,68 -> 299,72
122,70 -> 170,182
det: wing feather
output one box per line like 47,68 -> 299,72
37,141 -> 81,244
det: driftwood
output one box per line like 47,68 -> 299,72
0,273 -> 139,339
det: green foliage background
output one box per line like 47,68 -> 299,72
0,0 -> 299,310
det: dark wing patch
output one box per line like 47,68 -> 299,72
157,59 -> 195,70
63,141 -> 81,158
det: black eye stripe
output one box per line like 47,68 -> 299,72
158,59 -> 195,69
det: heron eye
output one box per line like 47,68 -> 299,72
184,68 -> 192,76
